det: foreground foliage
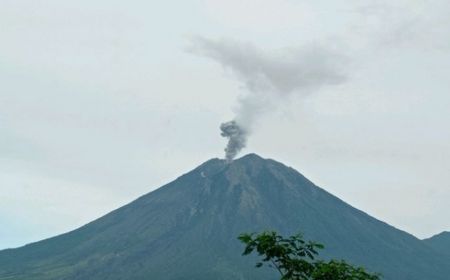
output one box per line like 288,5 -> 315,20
238,231 -> 380,280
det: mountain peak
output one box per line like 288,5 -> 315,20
229,153 -> 268,170
194,153 -> 267,169
193,154 -> 274,181
236,153 -> 265,162
423,231 -> 450,257
200,153 -> 289,186
2,154 -> 450,280
425,231 -> 450,240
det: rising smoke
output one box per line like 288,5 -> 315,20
190,37 -> 348,161
220,120 -> 247,162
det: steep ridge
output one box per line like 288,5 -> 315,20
1,154 -> 449,279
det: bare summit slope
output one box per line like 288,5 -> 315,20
0,154 -> 449,279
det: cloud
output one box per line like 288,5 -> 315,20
191,37 -> 347,96
354,0 -> 450,50
203,0 -> 313,32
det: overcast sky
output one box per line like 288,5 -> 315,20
1,0 -> 450,249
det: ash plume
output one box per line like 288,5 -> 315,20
220,120 -> 247,162
189,37 -> 348,161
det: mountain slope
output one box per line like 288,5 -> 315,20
423,231 -> 450,257
1,154 -> 449,279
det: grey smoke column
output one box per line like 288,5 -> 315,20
189,36 -> 348,161
220,120 -> 247,162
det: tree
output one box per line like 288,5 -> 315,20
312,260 -> 379,280
238,231 -> 380,280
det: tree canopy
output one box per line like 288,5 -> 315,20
238,231 -> 380,280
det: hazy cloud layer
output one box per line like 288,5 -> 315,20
2,0 -> 450,249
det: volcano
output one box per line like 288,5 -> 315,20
0,154 -> 449,279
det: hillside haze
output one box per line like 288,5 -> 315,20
0,154 -> 449,279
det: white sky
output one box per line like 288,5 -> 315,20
1,0 -> 450,249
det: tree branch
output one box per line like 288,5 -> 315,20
271,259 -> 284,277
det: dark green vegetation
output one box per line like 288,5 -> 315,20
0,154 -> 449,279
239,231 -> 380,279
